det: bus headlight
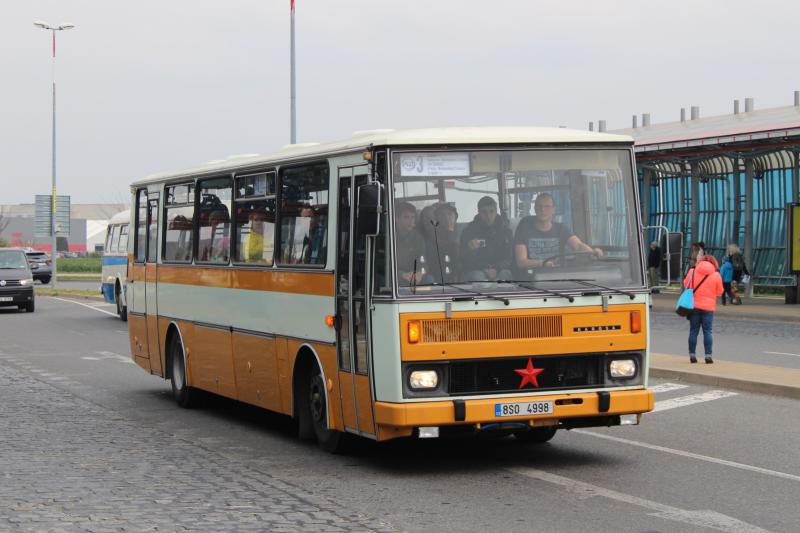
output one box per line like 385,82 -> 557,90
409,370 -> 438,390
609,359 -> 637,379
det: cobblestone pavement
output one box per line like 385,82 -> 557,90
0,363 -> 395,532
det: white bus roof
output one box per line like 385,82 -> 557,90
108,209 -> 130,225
131,127 -> 632,187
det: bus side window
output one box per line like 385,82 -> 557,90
278,162 -> 329,266
234,172 -> 276,265
134,189 -> 148,263
197,178 -> 232,263
164,183 -> 195,263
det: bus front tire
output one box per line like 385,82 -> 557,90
513,426 -> 557,444
299,364 -> 352,454
115,284 -> 127,322
169,333 -> 198,408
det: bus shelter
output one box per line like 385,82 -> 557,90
613,99 -> 800,297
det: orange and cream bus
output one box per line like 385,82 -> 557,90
127,127 -> 654,452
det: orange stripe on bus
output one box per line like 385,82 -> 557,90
144,265 -> 335,296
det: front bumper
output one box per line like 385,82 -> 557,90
0,287 -> 34,306
375,388 -> 654,434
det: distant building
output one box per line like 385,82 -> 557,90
0,203 -> 126,253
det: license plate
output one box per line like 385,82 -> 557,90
495,400 -> 554,418
0,297 -> 13,302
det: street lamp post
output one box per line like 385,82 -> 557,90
33,20 -> 74,289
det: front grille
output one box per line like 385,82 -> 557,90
0,280 -> 22,287
448,354 -> 603,395
420,315 -> 562,343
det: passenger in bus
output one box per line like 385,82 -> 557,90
421,203 -> 460,283
394,201 -> 426,285
460,196 -> 513,282
299,204 -> 326,264
514,192 -> 602,272
242,210 -> 272,264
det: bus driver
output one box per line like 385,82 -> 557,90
514,192 -> 603,271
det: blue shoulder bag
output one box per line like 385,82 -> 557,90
675,270 -> 709,317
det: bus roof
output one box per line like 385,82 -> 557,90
108,209 -> 130,225
131,126 -> 633,187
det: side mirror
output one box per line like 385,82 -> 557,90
357,182 -> 383,237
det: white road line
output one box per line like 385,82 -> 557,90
573,430 -> 800,484
649,382 -> 690,394
49,296 -> 118,317
653,390 -> 738,412
81,351 -> 134,365
764,351 -> 800,358
506,466 -> 768,532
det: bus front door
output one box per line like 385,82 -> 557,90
144,194 -> 162,376
335,167 -> 376,437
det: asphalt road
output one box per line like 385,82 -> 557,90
650,310 -> 800,369
40,279 -> 102,292
1,297 -> 799,531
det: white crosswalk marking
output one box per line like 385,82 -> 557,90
653,390 -> 738,412
650,382 -> 690,394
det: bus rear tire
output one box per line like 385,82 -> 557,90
116,283 -> 127,322
301,364 -> 352,454
513,426 -> 557,444
169,332 -> 198,408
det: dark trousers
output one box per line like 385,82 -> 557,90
722,282 -> 734,303
688,309 -> 714,356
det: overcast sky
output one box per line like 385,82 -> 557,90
2,0 -> 799,205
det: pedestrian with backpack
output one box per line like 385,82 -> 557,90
683,255 -> 724,364
727,243 -> 749,302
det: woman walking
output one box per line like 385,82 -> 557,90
683,255 -> 724,363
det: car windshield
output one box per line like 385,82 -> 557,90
390,148 -> 643,297
0,250 -> 29,269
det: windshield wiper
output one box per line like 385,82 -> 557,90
497,280 -> 574,302
536,278 -> 636,300
427,281 -> 510,306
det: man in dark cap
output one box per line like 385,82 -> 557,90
460,196 -> 513,281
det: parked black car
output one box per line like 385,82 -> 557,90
0,248 -> 35,312
25,250 -> 52,284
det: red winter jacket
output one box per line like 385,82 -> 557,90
683,260 -> 724,312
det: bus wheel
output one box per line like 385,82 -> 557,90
306,365 -> 352,454
513,426 -> 557,444
116,284 -> 127,322
169,333 -> 198,408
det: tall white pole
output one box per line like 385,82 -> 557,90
290,0 -> 296,144
35,22 -> 73,286
51,29 -> 58,288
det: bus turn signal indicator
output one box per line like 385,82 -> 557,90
630,310 -> 642,333
408,321 -> 421,343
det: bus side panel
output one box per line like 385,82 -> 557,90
275,337 -> 292,416
232,332 -> 280,412
190,324 -> 236,399
338,371 -> 357,430
129,314 -> 151,371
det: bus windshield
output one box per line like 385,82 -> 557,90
391,148 -> 642,296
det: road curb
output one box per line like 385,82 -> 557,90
649,367 -> 800,400
39,293 -> 106,303
649,352 -> 800,400
649,305 -> 800,324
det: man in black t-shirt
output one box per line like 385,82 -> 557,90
514,193 -> 603,271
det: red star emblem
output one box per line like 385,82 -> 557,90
514,358 -> 544,389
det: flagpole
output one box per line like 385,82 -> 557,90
290,0 -> 296,144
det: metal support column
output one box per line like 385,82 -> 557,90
643,168 -> 652,228
794,150 -> 800,204
744,158 -> 754,297
732,158 -> 741,245
690,162 -> 700,246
